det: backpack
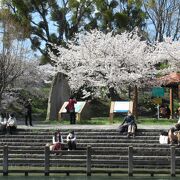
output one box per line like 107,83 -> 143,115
119,124 -> 128,133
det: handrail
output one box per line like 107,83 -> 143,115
2,145 -> 177,177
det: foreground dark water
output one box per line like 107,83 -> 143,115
0,176 -> 179,180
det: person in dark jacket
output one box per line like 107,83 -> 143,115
165,105 -> 171,119
120,111 -> 137,138
66,130 -> 76,151
24,99 -> 33,126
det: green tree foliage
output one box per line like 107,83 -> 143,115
4,0 -> 97,64
94,0 -> 147,33
3,0 -> 147,63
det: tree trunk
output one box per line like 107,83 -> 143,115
46,72 -> 70,121
128,85 -> 131,99
0,92 -> 3,111
133,86 -> 138,119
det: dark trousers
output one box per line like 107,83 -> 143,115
67,141 -> 76,150
0,124 -> 6,134
7,126 -> 16,134
70,112 -> 76,124
25,112 -> 32,126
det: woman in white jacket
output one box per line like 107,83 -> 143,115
6,113 -> 17,134
49,130 -> 64,154
0,112 -> 7,133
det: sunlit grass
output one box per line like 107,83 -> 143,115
42,116 -> 177,125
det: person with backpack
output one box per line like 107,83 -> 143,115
119,111 -> 137,138
66,96 -> 77,124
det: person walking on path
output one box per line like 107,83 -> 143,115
66,96 -> 77,124
24,99 -> 33,126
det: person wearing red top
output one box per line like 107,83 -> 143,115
67,96 -> 77,124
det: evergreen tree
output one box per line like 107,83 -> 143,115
3,0 -> 147,63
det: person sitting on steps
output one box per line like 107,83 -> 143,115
6,113 -> 17,135
48,130 -> 64,155
120,111 -> 137,138
0,112 -> 7,133
67,130 -> 76,151
168,120 -> 180,146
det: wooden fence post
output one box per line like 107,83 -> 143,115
128,146 -> 133,176
3,145 -> 8,176
44,145 -> 50,176
86,145 -> 92,176
170,146 -> 176,176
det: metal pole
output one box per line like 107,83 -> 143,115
157,104 -> 160,119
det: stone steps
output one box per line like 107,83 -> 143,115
0,128 -> 177,170
0,143 -> 169,148
0,139 -> 159,144
0,135 -> 159,139
4,128 -> 162,134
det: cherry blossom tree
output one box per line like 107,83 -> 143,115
15,61 -> 56,88
0,42 -> 27,107
155,38 -> 180,69
49,29 -> 179,98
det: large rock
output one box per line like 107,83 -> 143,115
46,73 -> 70,120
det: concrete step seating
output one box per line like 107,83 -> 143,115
0,128 -> 179,171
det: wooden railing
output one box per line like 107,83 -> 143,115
1,145 -> 178,176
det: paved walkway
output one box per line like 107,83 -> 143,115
18,123 -> 173,130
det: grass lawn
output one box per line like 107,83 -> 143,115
42,116 -> 178,125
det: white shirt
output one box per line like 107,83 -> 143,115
67,133 -> 76,142
52,134 -> 64,144
7,117 -> 17,127
0,116 -> 7,125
